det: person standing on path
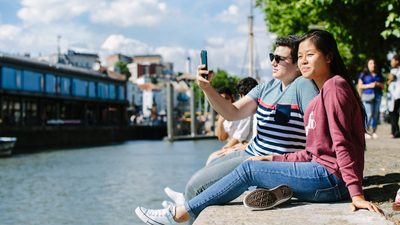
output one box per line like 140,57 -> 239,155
387,54 -> 400,138
357,58 -> 384,139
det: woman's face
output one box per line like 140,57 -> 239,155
271,46 -> 299,81
367,59 -> 376,73
297,39 -> 331,80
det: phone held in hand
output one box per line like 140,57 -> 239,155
200,50 -> 208,80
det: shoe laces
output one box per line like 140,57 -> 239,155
146,205 -> 175,217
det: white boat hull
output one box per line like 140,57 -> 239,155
0,137 -> 17,156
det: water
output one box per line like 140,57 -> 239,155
0,140 -> 221,225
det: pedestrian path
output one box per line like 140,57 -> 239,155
194,123 -> 400,225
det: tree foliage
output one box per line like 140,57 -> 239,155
114,61 -> 131,77
256,0 -> 400,76
211,69 -> 241,97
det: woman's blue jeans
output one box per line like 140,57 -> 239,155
363,94 -> 382,130
185,160 -> 349,218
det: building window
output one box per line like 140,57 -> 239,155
97,82 -> 106,99
22,70 -> 42,92
1,67 -> 22,90
88,81 -> 96,98
109,84 -> 116,100
45,74 -> 57,93
72,78 -> 88,97
60,77 -> 71,96
118,85 -> 125,100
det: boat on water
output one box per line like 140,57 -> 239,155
0,137 -> 17,156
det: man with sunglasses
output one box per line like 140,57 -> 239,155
159,35 -> 319,208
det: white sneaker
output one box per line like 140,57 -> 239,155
372,133 -> 378,139
365,133 -> 372,139
135,206 -> 178,225
164,187 -> 185,205
162,200 -> 174,208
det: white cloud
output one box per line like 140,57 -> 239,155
17,0 -> 93,24
0,24 -> 22,40
17,0 -> 167,27
206,37 -> 225,47
215,4 -> 240,23
0,22 -> 100,56
91,0 -> 168,27
101,34 -> 153,55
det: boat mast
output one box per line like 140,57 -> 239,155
248,0 -> 254,77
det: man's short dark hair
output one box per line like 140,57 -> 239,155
237,77 -> 258,96
393,54 -> 400,62
274,35 -> 300,64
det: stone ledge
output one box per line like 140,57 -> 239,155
193,195 -> 393,225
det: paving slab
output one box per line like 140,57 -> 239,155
193,196 -> 392,225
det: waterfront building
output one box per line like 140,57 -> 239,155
106,53 -> 133,73
127,54 -> 173,124
38,48 -> 100,70
0,53 -> 127,127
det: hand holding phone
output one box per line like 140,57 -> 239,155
200,50 -> 208,80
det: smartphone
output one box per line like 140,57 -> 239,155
200,50 -> 208,80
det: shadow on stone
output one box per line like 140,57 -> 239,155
363,173 -> 400,186
363,183 -> 400,202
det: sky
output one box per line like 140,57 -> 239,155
0,0 -> 275,80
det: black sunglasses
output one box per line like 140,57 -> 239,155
269,53 -> 290,64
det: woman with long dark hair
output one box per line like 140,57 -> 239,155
357,58 -> 384,139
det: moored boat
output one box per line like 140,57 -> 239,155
0,137 -> 17,156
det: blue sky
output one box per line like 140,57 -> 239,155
0,0 -> 275,79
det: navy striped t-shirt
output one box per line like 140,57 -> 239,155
245,76 -> 318,156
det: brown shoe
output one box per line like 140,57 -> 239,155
243,185 -> 293,210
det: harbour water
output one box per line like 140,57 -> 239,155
0,139 -> 222,225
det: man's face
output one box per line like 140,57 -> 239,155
270,46 -> 299,81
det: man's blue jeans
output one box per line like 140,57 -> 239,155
185,160 -> 349,218
184,150 -> 251,201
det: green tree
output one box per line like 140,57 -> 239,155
256,0 -> 400,77
114,61 -> 131,77
211,69 -> 241,97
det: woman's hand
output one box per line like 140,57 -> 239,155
196,65 -> 213,89
247,155 -> 273,161
350,195 -> 384,215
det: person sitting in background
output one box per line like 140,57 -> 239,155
206,77 -> 258,165
357,58 -> 384,139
